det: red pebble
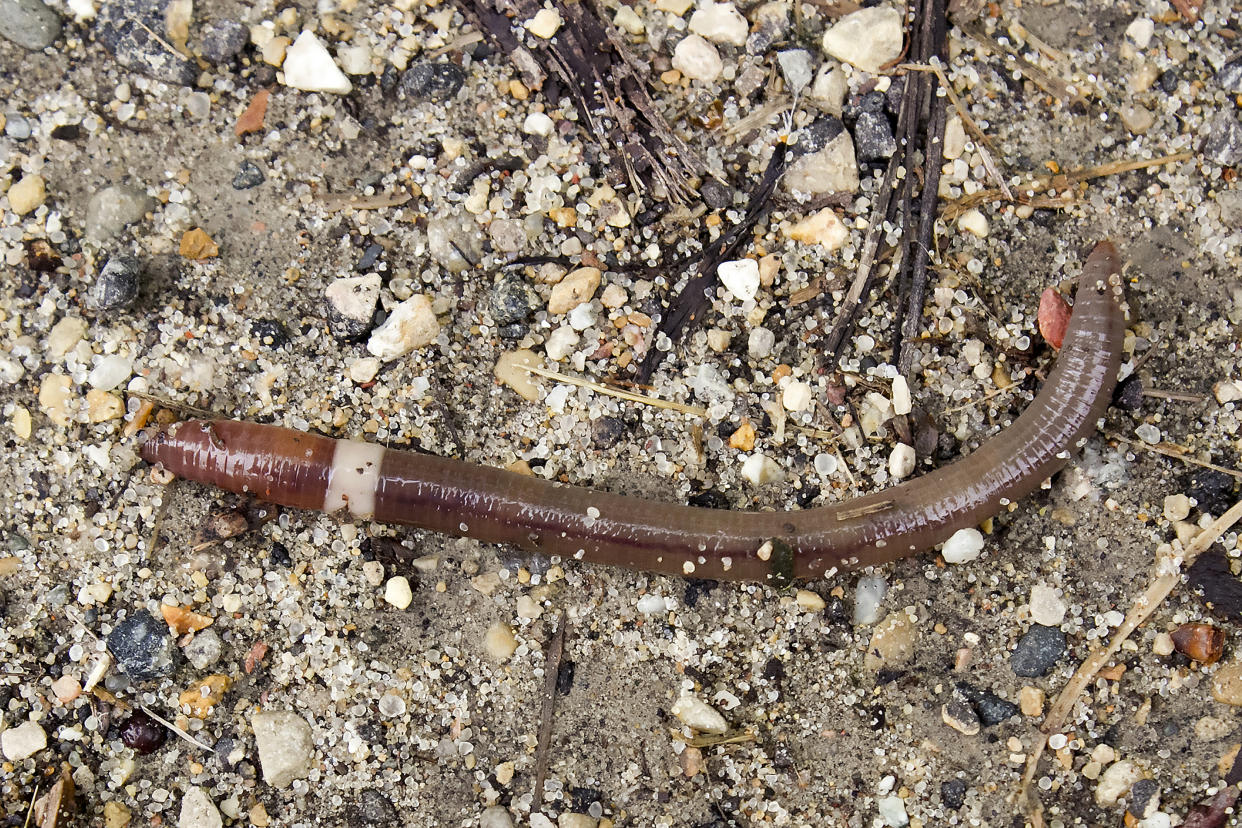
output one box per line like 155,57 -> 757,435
1037,288 -> 1072,349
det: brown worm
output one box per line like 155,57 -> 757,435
142,242 -> 1127,584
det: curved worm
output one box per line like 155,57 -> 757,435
142,242 -> 1127,583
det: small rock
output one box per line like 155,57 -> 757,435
614,5 -> 645,35
1120,104 -> 1155,135
741,453 -> 783,486
717,259 -> 760,301
522,111 -> 554,137
0,0 -> 62,50
941,779 -> 967,810
39,374 -> 73,426
671,694 -> 728,734
184,628 -> 223,670
283,31 -> 352,94
86,389 -> 124,422
91,255 -> 142,310
51,674 -> 82,704
103,801 -> 131,828
557,815 -> 597,828
1171,622 -> 1224,664
747,327 -> 775,358
1113,374 -> 1144,410
785,208 -> 848,249
178,787 -> 222,828
1218,52 -> 1242,95
1135,422 -> 1162,444
1203,110 -> 1242,167
108,609 -> 178,680
545,326 -> 580,361
672,35 -> 722,83
7,174 -> 46,215
119,709 -> 167,754
484,622 -> 518,660
1,720 -> 46,761
489,218 -> 528,253
782,380 -> 813,412
200,19 -> 248,64
854,110 -> 897,161
250,319 -> 289,348
4,113 -> 32,140
795,588 -> 825,611
179,674 -> 230,718
399,61 -> 465,102
1215,380 -> 1242,404
47,315 -> 88,359
956,682 -> 1019,726
349,789 -> 399,828
864,610 -> 917,671
494,349 -> 540,401
1095,759 -> 1143,807
525,8 -> 562,38
785,129 -> 859,196
1029,584 -> 1066,626
943,116 -> 967,159
1213,661 -> 1242,704
384,576 -> 413,610
1011,625 -> 1067,677
941,528 -> 984,564
853,575 -> 887,625
890,376 -> 912,416
809,65 -> 848,115
1127,778 -> 1161,820
1019,686 -> 1045,717
941,690 -> 981,735
251,710 -> 315,788
747,0 -> 789,54
367,295 -> 439,360
97,0 -> 198,85
636,594 -> 667,615
1188,469 -> 1236,515
548,266 -> 600,314
232,161 -> 266,189
1125,17 -> 1155,49
481,806 -> 515,828
876,795 -> 909,827
888,443 -> 915,479
776,49 -> 813,94
326,273 -> 381,342
1152,632 -> 1175,657
957,208 -> 989,238
688,2 -> 747,46
821,6 -> 903,73
1163,493 -> 1191,521
86,183 -> 153,242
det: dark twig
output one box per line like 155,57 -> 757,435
530,610 -> 568,813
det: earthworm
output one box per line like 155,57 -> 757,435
142,242 -> 1127,584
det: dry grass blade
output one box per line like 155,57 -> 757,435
531,610 -> 568,812
1106,431 -> 1242,480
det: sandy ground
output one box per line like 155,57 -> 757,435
2,0 -> 1242,826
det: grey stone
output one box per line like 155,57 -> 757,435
97,0 -> 198,85
0,0 -> 61,50
199,19 -> 248,64
91,254 -> 142,310
251,710 -> 314,788
853,110 -> 897,161
777,50 -> 814,95
399,62 -> 465,102
347,789 -> 399,828
1217,52 -> 1242,95
232,161 -> 266,190
1203,109 -> 1242,166
107,609 -> 178,680
490,273 -> 536,326
1010,625 -> 1067,677
86,184 -> 153,242
183,628 -> 222,670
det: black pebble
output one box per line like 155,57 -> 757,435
119,709 -> 167,754
91,254 -> 142,310
50,123 -> 81,141
348,789 -> 400,828
251,319 -> 290,348
490,274 -> 535,326
955,682 -> 1020,726
200,19 -> 248,64
590,416 -> 626,449
1112,373 -> 1144,410
107,610 -> 177,680
941,779 -> 968,810
1160,67 -> 1180,95
96,0 -> 198,85
853,110 -> 897,161
232,161 -> 266,190
1010,625 -> 1067,677
399,62 -> 466,102
688,489 -> 730,510
252,65 -> 277,86
700,178 -> 733,210
556,659 -> 576,695
356,243 -> 383,272
268,541 -> 292,568
1128,778 -> 1160,819
1188,469 -> 1238,516
795,116 -> 844,156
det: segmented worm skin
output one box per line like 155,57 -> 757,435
142,243 -> 1127,584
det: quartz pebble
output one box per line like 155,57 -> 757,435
481,806 -> 515,828
7,173 -> 46,215
821,6 -> 903,73
251,710 -> 315,788
86,183 -> 153,242
876,795 -> 909,827
671,694 -> 728,734
523,112 -> 554,137
1095,760 -> 1143,807
717,259 -> 760,301
1029,584 -> 1066,627
782,380 -> 813,412
548,267 -> 601,314
795,589 -> 825,611
366,295 -> 439,360
545,326 -> 580,361
494,350 -> 541,401
785,208 -> 849,248
785,130 -> 859,196
957,208 -> 988,238
282,31 -> 352,94
484,623 -> 518,660
941,528 -> 984,564
853,575 -> 887,625
747,327 -> 775,358
1,720 -> 46,761
88,354 -> 135,389
636,594 -> 667,615
888,443 -> 915,479
672,35 -> 722,83
891,376 -> 911,415
688,2 -> 747,46
777,49 -> 813,94
525,8 -> 562,38
1215,380 -> 1242,404
384,576 -> 413,610
184,629 -> 223,670
741,452 -> 783,486
1162,493 -> 1191,521
179,786 -> 223,828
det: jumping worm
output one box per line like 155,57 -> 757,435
142,242 -> 1127,584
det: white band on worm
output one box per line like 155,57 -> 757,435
324,440 -> 385,518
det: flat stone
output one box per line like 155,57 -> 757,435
785,131 -> 859,196
400,61 -> 465,102
251,710 -> 315,788
688,2 -> 747,46
283,32 -> 352,94
366,295 -> 439,360
784,207 -> 849,249
1011,625 -> 1067,677
548,267 -> 600,314
108,609 -> 178,680
1,720 -> 46,761
782,380 -> 813,412
494,349 -> 540,401
178,787 -> 222,828
0,0 -> 62,50
672,35 -> 722,83
821,6 -> 903,73
97,0 -> 198,85
864,610 -> 917,671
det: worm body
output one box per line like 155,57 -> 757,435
142,243 -> 1127,583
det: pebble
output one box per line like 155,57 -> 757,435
853,110 -> 897,161
548,267 -> 600,314
97,0 -> 198,85
251,710 -> 315,788
747,326 -> 775,358
784,208 -> 848,249
941,779 -> 967,810
1202,110 -> 1242,166
943,116 -> 967,159
178,787 -> 222,828
326,273 -> 381,342
283,31 -> 352,94
86,184 -> 153,242
957,208 -> 989,238
108,609 -> 178,680
232,161 -> 266,189
853,575 -> 887,625
484,622 -> 518,660
1095,760 -> 1143,807
671,694 -> 728,734
1120,104 -> 1155,135
782,380 -> 813,412
350,790 -> 399,828
491,274 -> 536,326
1027,584 -> 1065,628
890,376 -> 911,416
7,174 -> 46,215
5,113 -> 32,140
523,112 -> 555,137
1010,625 -> 1067,677
47,316 -> 87,360
39,374 -> 72,426
741,452 -> 784,486
888,443 -> 915,479
688,2 -> 747,46
1135,423 -> 1162,444
399,61 -> 466,102
864,610 -> 917,671
810,65 -> 848,115
0,0 -> 60,49
51,674 -> 81,704
1162,493 -> 1191,521
184,628 -> 223,670
481,806 -> 515,828
672,35 -> 722,83
1018,686 -> 1045,717
785,130 -> 859,196
876,795 -> 909,827
490,219 -> 528,254
366,295 -> 439,360
1218,53 -> 1242,94
821,6 -> 903,73
1170,622 -> 1224,664
200,19 -> 248,64
545,326 -> 580,361
795,589 -> 825,611
525,8 -> 562,38
91,255 -> 142,310
717,259 -> 760,301
1215,380 -> 1242,404
1152,632 -> 1175,656
494,349 -> 540,400
956,682 -> 1019,726
1127,778 -> 1161,820
103,801 -> 131,828
1212,661 -> 1242,707
941,528 -> 984,563
941,689 -> 980,735
636,594 -> 667,615
1,720 -> 46,761
384,576 -> 414,610
777,49 -> 813,95
1125,17 -> 1155,49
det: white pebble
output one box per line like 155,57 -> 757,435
1,721 -> 46,761
957,208 -> 989,238
484,623 -> 518,660
282,31 -> 352,94
1214,380 -> 1242,404
1125,17 -> 1155,49
876,795 -> 909,827
813,452 -> 838,476
1029,583 -> 1066,627
88,355 -> 134,390
671,694 -> 728,734
747,327 -> 775,358
178,786 -> 222,828
348,357 -> 380,384
717,259 -> 760,301
782,380 -> 813,412
785,207 -> 849,248
821,6 -> 903,73
941,528 -> 984,564
741,453 -> 784,486
888,443 -> 915,479
688,2 -> 747,46
544,326 -> 580,361
672,35 -> 722,83
525,8 -> 562,38
853,575 -> 887,625
1135,423 -> 1161,444
384,576 -> 413,609
523,112 -> 555,137
366,295 -> 439,361
1095,760 -> 1143,807
1163,493 -> 1191,521
636,594 -> 667,615
251,710 -> 314,788
891,376 -> 911,415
